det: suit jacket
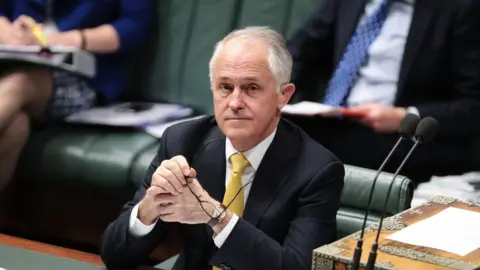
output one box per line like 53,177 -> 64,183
100,116 -> 345,270
288,0 -> 480,138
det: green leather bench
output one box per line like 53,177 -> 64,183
0,0 -> 413,263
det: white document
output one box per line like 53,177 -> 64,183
387,207 -> 480,256
65,103 -> 193,127
281,101 -> 337,116
145,115 -> 204,138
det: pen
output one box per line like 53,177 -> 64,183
21,15 -> 48,47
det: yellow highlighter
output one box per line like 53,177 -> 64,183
22,16 -> 48,47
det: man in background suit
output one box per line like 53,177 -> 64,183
287,0 -> 480,182
100,26 -> 345,270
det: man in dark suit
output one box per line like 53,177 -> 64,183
287,0 -> 480,182
100,26 -> 344,270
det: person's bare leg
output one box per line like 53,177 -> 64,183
0,67 -> 53,191
0,67 -> 52,132
0,112 -> 30,190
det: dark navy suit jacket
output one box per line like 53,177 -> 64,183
100,116 -> 345,270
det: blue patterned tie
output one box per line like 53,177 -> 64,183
323,0 -> 391,106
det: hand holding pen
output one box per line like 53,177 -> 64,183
11,15 -> 48,47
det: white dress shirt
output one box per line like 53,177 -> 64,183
129,128 -> 277,249
347,0 -> 415,109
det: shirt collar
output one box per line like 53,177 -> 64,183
225,128 -> 277,171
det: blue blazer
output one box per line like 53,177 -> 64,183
0,0 -> 153,101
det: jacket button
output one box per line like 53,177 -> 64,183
220,264 -> 231,270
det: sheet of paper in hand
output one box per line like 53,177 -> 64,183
281,101 -> 366,118
0,45 -> 95,78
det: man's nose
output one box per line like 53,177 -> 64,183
229,89 -> 245,111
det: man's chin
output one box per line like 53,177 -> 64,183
223,126 -> 252,139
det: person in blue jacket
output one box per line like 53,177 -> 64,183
0,0 -> 153,190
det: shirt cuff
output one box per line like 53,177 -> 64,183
128,203 -> 157,237
406,106 -> 420,117
213,214 -> 239,248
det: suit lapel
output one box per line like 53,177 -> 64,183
243,121 -> 299,227
397,0 -> 437,97
335,0 -> 368,63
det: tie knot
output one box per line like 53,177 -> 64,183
230,153 -> 250,174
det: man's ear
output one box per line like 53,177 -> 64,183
278,83 -> 296,109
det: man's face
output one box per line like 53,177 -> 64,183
211,39 -> 294,149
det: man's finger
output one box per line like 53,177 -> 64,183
153,193 -> 177,205
157,204 -> 176,216
162,159 -> 187,186
171,155 -> 191,176
156,166 -> 184,194
189,168 -> 197,178
187,178 -> 205,198
152,173 -> 180,195
146,185 -> 168,197
14,15 -> 36,30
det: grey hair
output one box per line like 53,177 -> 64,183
208,26 -> 293,91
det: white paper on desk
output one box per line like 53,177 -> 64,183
281,101 -> 337,116
387,207 -> 480,256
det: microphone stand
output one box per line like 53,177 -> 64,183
364,139 -> 421,270
349,137 -> 405,270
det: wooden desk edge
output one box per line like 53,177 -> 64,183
0,233 -> 104,266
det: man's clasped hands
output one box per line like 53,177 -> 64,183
137,155 -> 220,226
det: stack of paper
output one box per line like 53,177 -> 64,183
387,207 -> 480,256
65,102 -> 193,128
412,172 -> 480,207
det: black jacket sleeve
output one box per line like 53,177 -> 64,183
415,0 -> 480,137
210,161 -> 345,270
287,0 -> 338,102
100,129 -> 172,270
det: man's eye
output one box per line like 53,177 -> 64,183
248,84 -> 259,91
219,84 -> 233,91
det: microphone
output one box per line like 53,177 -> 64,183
349,113 -> 420,270
365,116 -> 439,270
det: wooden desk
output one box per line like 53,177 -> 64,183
0,233 -> 103,266
0,233 -> 158,270
313,196 -> 480,270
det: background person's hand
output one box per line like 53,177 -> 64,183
349,103 -> 406,133
137,155 -> 194,225
10,15 -> 43,45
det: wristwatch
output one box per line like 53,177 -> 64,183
207,204 -> 227,227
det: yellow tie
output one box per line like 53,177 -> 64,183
213,153 -> 249,270
224,153 -> 250,216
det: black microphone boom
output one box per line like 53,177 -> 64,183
365,117 -> 439,270
349,113 -> 420,270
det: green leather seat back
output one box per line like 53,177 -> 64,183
126,0 -> 238,114
17,126 -> 157,190
235,0 -> 291,34
342,165 -> 413,214
337,165 -> 413,238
